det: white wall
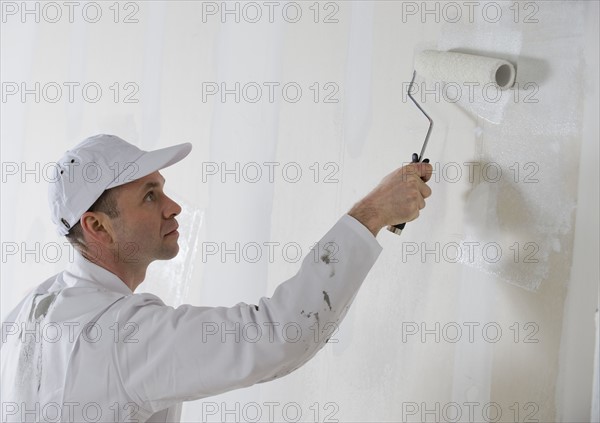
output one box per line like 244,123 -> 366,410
1,1 -> 598,421
556,1 -> 600,421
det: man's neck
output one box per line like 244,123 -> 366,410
82,249 -> 147,292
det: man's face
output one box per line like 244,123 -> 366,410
109,171 -> 182,264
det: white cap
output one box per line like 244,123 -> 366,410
48,134 -> 192,236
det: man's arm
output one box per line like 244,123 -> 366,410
107,162 -> 433,413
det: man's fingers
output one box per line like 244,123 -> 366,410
401,162 -> 433,181
419,180 -> 432,199
415,162 -> 433,182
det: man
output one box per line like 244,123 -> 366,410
1,134 -> 432,422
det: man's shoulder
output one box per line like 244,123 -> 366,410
1,273 -> 60,322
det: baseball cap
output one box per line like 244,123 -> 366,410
48,134 -> 192,236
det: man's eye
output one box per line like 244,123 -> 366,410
144,191 -> 155,201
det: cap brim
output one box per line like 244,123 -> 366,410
107,142 -> 192,189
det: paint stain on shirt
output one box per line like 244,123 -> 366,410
322,291 -> 332,311
320,253 -> 335,277
15,292 -> 58,399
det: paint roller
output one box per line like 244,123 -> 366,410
388,50 -> 517,235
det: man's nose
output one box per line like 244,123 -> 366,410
164,195 -> 182,218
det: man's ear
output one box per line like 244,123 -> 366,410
80,211 -> 115,246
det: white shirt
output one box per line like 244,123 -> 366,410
1,214 -> 382,422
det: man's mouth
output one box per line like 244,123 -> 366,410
164,223 -> 179,237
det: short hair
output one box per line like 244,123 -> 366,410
65,187 -> 120,253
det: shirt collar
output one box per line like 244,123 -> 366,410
64,250 -> 133,296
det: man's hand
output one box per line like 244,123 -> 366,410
348,162 -> 433,237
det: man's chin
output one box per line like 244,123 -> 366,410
157,243 -> 180,261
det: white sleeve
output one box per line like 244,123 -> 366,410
113,214 -> 383,413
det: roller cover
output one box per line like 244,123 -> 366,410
415,50 -> 516,89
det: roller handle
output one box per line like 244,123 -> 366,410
387,153 -> 429,236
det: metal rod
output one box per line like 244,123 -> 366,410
407,70 -> 434,162
387,71 -> 435,236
